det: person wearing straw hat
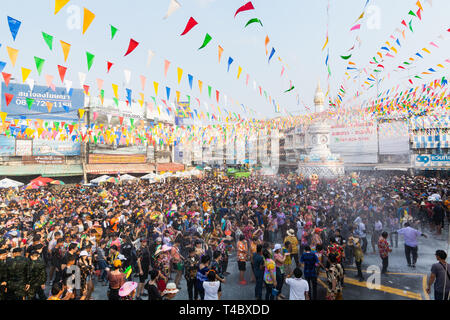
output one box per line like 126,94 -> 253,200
119,281 -> 138,300
162,282 -> 179,300
284,229 -> 299,268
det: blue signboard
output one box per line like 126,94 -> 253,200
0,135 -> 15,156
0,136 -> 80,156
1,83 -> 84,120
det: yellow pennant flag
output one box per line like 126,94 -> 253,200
153,82 -> 159,96
21,68 -> 31,83
79,109 -> 85,119
437,64 -> 444,68
198,80 -> 203,94
422,48 -> 430,54
176,90 -> 180,103
55,0 -> 71,14
218,45 -> 224,63
46,102 -> 53,113
82,8 -> 96,35
112,84 -> 119,99
157,105 -> 161,115
237,66 -> 242,79
390,47 -> 397,54
37,127 -> 44,137
6,47 -> 19,67
60,41 -> 71,62
177,67 -> 183,84
0,112 -> 7,124
321,36 -> 328,51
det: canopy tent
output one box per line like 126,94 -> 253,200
0,178 -> 24,188
90,175 -> 111,184
30,176 -> 54,186
119,174 -> 137,181
140,172 -> 157,180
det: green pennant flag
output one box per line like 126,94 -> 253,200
100,89 -> 104,99
34,56 -> 45,76
42,32 -> 53,50
110,25 -> 118,40
408,10 -> 417,17
340,54 -> 352,60
86,51 -> 95,71
26,98 -> 34,110
130,118 -> 134,127
404,62 -> 410,65
198,33 -> 212,50
409,20 -> 413,32
113,97 -> 119,106
151,96 -> 156,105
245,18 -> 263,28
187,95 -> 190,104
208,85 -> 212,98
94,136 -> 97,144
327,65 -> 331,76
54,122 -> 60,130
284,85 -> 295,93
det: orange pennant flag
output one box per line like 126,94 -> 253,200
218,45 -> 224,63
164,60 -> 170,77
82,8 -> 95,35
60,41 -> 71,62
46,101 -> 53,113
198,80 -> 203,94
6,47 -> 19,67
265,36 -> 270,54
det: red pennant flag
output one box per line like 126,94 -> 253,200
409,79 -> 413,85
401,20 -> 407,27
107,61 -> 114,73
5,93 -> 14,106
2,72 -> 12,87
234,2 -> 255,18
180,17 -> 198,36
124,38 -> 139,56
416,9 -> 421,20
83,85 -> 90,95
57,65 -> 67,83
119,116 -> 124,126
216,90 -> 219,103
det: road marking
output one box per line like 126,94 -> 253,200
317,274 -> 422,300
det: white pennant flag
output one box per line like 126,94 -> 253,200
64,79 -> 73,93
26,78 -> 35,91
224,94 -> 227,106
163,0 -> 181,19
124,69 -> 131,84
107,114 -> 112,123
203,102 -> 209,111
147,50 -> 155,67
253,81 -> 257,90
78,72 -> 86,87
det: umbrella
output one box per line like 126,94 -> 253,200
30,176 -> 54,185
107,177 -> 119,183
0,178 -> 24,188
141,172 -> 157,180
50,180 -> 65,185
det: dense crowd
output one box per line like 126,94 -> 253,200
0,172 -> 448,300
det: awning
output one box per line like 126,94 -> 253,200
0,164 -> 83,177
155,162 -> 185,172
86,163 -> 155,175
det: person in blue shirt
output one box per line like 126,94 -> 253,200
300,245 -> 325,300
397,222 -> 427,268
252,244 -> 265,300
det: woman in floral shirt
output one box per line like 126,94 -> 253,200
263,249 -> 276,300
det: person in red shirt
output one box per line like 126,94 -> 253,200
378,232 -> 392,274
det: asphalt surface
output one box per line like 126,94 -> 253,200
46,223 -> 449,300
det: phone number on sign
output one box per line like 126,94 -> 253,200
14,98 -> 72,108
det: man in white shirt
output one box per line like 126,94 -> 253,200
285,268 -> 309,300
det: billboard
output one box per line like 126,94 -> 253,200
1,83 -> 84,120
330,120 -> 378,163
414,154 -> 450,168
0,136 -> 80,156
89,154 -> 146,164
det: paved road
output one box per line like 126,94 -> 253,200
48,224 -> 448,300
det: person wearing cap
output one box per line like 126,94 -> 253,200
284,229 -> 299,268
273,243 -> 289,300
426,250 -> 450,300
26,250 -> 47,300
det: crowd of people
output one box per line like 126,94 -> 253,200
0,171 -> 448,300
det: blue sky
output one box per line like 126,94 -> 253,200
0,0 -> 448,120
